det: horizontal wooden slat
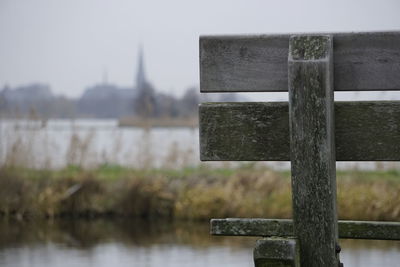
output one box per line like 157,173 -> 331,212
211,218 -> 293,237
200,31 -> 400,92
211,218 -> 400,240
199,101 -> 400,161
338,220 -> 400,240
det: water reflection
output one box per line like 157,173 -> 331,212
0,219 -> 399,267
0,219 -> 256,267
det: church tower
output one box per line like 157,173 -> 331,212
133,46 -> 156,118
136,46 -> 146,89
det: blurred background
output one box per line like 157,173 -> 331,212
0,0 -> 400,266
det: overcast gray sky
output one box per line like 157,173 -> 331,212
1,0 -> 400,98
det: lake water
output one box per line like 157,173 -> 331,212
0,119 -> 399,170
0,219 -> 399,267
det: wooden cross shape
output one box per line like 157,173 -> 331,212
199,32 -> 400,267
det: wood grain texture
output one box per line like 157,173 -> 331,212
288,34 -> 338,267
199,101 -> 400,161
200,31 -> 400,92
211,218 -> 400,240
211,218 -> 293,237
199,102 -> 289,161
338,220 -> 400,240
254,238 -> 299,267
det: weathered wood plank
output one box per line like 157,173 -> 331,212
338,220 -> 400,240
288,34 -> 338,267
254,238 -> 300,267
211,218 -> 400,240
199,102 -> 289,161
200,31 -> 400,92
211,218 -> 293,237
199,101 -> 400,161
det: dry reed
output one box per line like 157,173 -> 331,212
0,166 -> 399,222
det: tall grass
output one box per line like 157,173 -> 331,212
0,120 -> 200,169
0,165 -> 399,221
1,120 -> 400,222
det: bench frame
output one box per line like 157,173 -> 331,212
199,32 -> 400,267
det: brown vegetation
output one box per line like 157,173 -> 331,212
0,166 -> 399,222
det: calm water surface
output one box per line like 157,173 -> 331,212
0,220 -> 399,267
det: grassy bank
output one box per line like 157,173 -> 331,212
0,165 -> 399,221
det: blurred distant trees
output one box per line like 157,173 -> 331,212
0,83 -> 244,119
134,82 -> 157,118
78,83 -> 134,118
0,84 -> 76,119
179,87 -> 199,117
0,46 -> 246,120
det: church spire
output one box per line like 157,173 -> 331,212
136,46 -> 146,89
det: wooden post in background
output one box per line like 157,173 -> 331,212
288,35 -> 339,266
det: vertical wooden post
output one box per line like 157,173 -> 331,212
288,35 -> 339,266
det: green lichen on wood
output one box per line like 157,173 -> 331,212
254,238 -> 300,267
211,219 -> 294,237
211,218 -> 400,240
338,220 -> 400,240
200,101 -> 400,161
290,36 -> 330,60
